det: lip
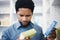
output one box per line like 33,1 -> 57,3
22,21 -> 28,23
23,22 -> 28,23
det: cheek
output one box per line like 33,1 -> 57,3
17,16 -> 22,21
27,16 -> 32,20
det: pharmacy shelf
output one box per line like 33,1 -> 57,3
0,15 -> 10,27
0,1 -> 10,7
0,25 -> 10,28
0,9 -> 10,14
0,13 -> 10,15
0,0 -> 9,1
0,0 -> 10,27
52,0 -> 60,6
0,14 -> 10,18
0,1 -> 9,5
0,7 -> 10,13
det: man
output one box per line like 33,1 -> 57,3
2,0 -> 45,40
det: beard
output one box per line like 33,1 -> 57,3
20,21 -> 30,27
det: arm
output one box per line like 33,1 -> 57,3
2,30 -> 10,40
40,29 -> 46,40
35,25 -> 46,40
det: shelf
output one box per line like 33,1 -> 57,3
0,25 -> 10,28
0,14 -> 10,18
0,1 -> 10,7
0,19 -> 10,26
0,8 -> 10,13
52,0 -> 60,6
33,13 -> 43,16
0,13 -> 10,14
0,13 -> 10,16
33,0 -> 42,6
0,0 -> 10,1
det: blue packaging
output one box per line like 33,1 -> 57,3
44,20 -> 57,37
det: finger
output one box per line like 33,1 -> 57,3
24,37 -> 30,40
17,36 -> 20,40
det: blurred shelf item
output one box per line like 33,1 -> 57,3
52,0 -> 60,6
1,20 -> 10,26
0,14 -> 10,19
0,16 -> 10,26
0,0 -> 10,7
0,7 -> 10,13
0,25 -> 10,28
56,28 -> 60,40
0,13 -> 10,14
0,13 -> 10,15
0,0 -> 10,1
0,0 -> 10,28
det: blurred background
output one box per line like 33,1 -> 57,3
0,0 -> 60,40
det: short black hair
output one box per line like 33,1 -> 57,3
15,0 -> 35,13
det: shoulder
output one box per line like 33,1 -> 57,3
4,22 -> 18,32
2,25 -> 13,34
33,23 -> 43,32
33,23 -> 42,29
2,23 -> 16,37
3,21 -> 20,34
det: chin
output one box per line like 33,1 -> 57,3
23,24 -> 28,26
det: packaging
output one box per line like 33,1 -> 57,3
19,29 -> 37,40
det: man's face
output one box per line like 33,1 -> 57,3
16,8 -> 33,26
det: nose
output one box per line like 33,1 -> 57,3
23,16 -> 27,21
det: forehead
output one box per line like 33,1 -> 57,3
17,8 -> 32,15
18,8 -> 31,12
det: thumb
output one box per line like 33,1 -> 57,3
24,37 -> 30,40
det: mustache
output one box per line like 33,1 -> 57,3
23,21 -> 28,22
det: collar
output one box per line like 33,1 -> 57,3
14,21 -> 21,29
14,21 -> 33,29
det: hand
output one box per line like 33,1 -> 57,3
24,37 -> 30,40
46,28 -> 56,40
17,35 -> 30,40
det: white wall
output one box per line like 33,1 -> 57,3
50,6 -> 60,28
